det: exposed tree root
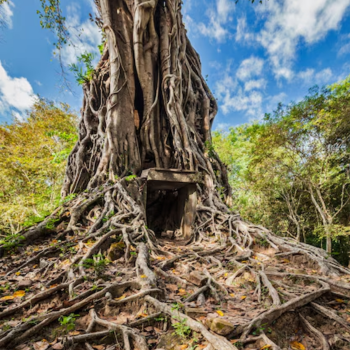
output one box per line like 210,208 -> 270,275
0,179 -> 349,350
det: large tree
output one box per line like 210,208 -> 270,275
0,1 -> 350,350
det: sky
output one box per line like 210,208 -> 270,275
0,0 -> 350,129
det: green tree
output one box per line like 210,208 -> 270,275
0,99 -> 77,234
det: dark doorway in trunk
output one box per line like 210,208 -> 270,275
142,169 -> 200,240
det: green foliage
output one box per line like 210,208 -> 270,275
58,313 -> 79,334
83,254 -> 108,275
213,75 -> 350,264
37,0 -> 68,51
172,316 -> 191,339
0,234 -> 25,251
69,52 -> 95,85
0,99 -> 78,235
125,174 -> 137,182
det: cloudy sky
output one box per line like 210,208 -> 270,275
0,0 -> 350,129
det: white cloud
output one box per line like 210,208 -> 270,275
236,56 -> 264,81
0,61 -> 36,119
0,1 -> 14,29
215,62 -> 264,119
257,0 -> 350,80
195,0 -> 235,42
60,2 -> 101,66
297,67 -> 333,85
235,17 -> 254,43
244,78 -> 267,91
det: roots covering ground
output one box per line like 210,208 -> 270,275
1,179 -> 350,350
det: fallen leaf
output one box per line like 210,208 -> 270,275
290,341 -> 306,350
13,290 -> 26,298
241,261 -> 248,263
140,275 -> 147,279
336,299 -> 345,303
261,346 -> 272,350
224,273 -> 229,277
180,345 -> 188,350
33,341 -> 49,350
241,296 -> 247,300
177,288 -> 187,296
282,259 -> 290,263
156,256 -> 166,260
52,344 -> 64,350
0,295 -> 15,301
68,331 -> 81,335
92,346 -> 104,350
216,310 -> 224,316
15,272 -> 21,276
115,294 -> 126,301
230,293 -> 235,297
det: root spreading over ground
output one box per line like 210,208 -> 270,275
0,179 -> 350,350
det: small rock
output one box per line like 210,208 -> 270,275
158,333 -> 183,350
206,318 -> 235,336
17,279 -> 32,289
39,258 -> 48,269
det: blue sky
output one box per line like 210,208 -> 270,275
1,0 -> 350,129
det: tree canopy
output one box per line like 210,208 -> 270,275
213,75 -> 350,264
0,99 -> 77,234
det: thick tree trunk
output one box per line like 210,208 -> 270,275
62,0 -> 231,205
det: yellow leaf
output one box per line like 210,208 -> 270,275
178,288 -> 187,296
241,296 -> 247,300
33,265 -> 38,269
224,273 -> 229,277
290,341 -> 306,350
261,346 -> 272,350
282,259 -> 290,263
140,275 -> 147,279
156,256 -> 166,260
68,331 -> 81,336
138,313 -> 148,318
336,299 -> 344,303
241,261 -> 248,263
0,296 -> 15,301
180,345 -> 188,350
230,293 -> 235,298
115,294 -> 126,301
216,310 -> 224,316
13,290 -> 26,298
15,272 -> 21,276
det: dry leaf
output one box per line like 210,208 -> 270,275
92,346 -> 105,350
52,344 -> 64,350
335,299 -> 344,303
290,341 -> 306,350
33,341 -> 49,350
180,345 -> 188,350
15,272 -> 21,276
115,294 -> 126,301
178,288 -> 187,296
230,293 -> 235,297
156,256 -> 166,260
68,331 -> 81,336
241,296 -> 247,300
224,273 -> 229,277
13,290 -> 26,298
0,295 -> 15,301
216,310 -> 224,316
140,275 -> 147,278
261,346 -> 272,350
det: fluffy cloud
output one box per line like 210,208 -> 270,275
257,0 -> 350,79
194,0 -> 235,42
235,17 -> 254,43
215,60 -> 265,118
0,61 -> 36,120
60,2 -> 101,66
298,67 -> 333,85
0,0 -> 14,29
236,56 -> 264,81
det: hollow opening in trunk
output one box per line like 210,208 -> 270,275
142,169 -> 200,240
